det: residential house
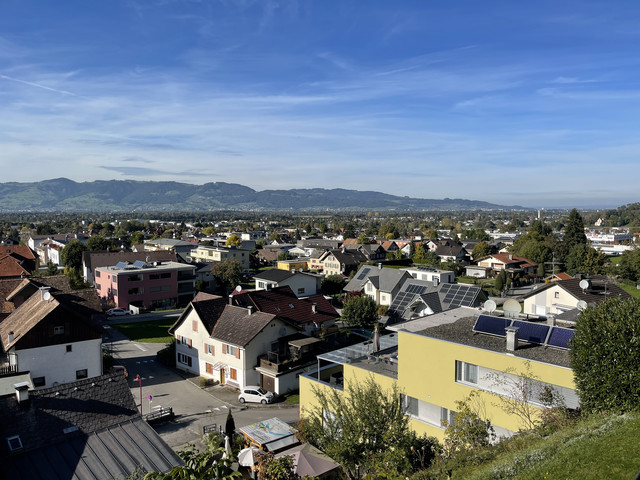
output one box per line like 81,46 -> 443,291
0,372 -> 182,479
401,266 -> 455,285
343,265 -> 413,307
308,249 -> 328,272
433,242 -> 467,264
476,253 -> 537,276
27,233 -> 87,251
300,307 -> 579,443
320,248 -> 368,277
523,274 -> 631,318
254,269 -> 322,297
82,250 -> 178,284
94,260 -> 196,310
0,276 -> 103,389
343,243 -> 387,262
0,245 -> 38,279
189,245 -> 251,271
276,258 -> 309,272
170,288 -> 337,393
144,238 -> 197,262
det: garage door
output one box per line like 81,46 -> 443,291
261,374 -> 275,393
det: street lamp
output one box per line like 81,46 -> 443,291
134,374 -> 142,414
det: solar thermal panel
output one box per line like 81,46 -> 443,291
133,260 -> 145,268
511,320 -> 550,345
547,327 -> 575,350
473,315 -> 512,337
115,262 -> 127,269
356,267 -> 371,281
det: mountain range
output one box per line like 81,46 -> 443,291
0,178 -> 525,212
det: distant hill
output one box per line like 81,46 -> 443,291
0,178 -> 525,212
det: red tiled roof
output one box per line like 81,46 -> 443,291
484,253 -> 537,268
0,255 -> 31,278
552,272 -> 573,281
231,286 -> 338,327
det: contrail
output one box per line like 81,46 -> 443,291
0,74 -> 78,96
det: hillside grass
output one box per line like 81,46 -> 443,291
112,319 -> 174,343
619,283 -> 640,299
445,412 -> 640,480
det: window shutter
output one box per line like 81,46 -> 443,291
235,348 -> 240,359
212,345 -> 215,356
188,338 -> 192,348
192,320 -> 198,332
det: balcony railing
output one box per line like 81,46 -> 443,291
258,354 -> 315,373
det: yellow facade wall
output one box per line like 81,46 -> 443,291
398,331 -> 575,437
277,260 -> 308,271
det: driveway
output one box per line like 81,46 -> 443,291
104,325 -> 299,451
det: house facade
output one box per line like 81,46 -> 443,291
300,307 -> 578,442
189,245 -> 251,271
254,269 -> 321,298
0,278 -> 103,389
94,260 -> 196,309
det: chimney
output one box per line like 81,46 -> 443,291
312,303 -> 317,314
506,326 -> 519,352
8,331 -> 14,344
228,294 -> 233,305
378,263 -> 382,270
291,269 -> 296,274
508,254 -> 513,261
247,306 -> 253,315
14,382 -> 29,403
547,316 -> 555,327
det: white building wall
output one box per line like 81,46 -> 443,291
16,338 -> 102,388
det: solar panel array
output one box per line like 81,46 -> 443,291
388,291 -> 419,315
405,283 -> 428,295
472,315 -> 575,350
115,261 -> 127,269
356,267 -> 371,281
132,260 -> 146,268
440,283 -> 479,308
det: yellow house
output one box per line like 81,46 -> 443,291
276,258 -> 309,271
300,307 -> 578,442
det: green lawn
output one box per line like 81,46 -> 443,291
112,319 -> 175,343
619,283 -> 640,299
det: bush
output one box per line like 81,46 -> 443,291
570,297 -> 640,413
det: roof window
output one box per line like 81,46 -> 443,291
7,435 -> 22,452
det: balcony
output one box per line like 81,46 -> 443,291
257,353 -> 316,374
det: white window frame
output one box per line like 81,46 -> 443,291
178,353 -> 193,367
224,344 -> 237,356
455,360 -> 478,385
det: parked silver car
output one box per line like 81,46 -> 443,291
238,386 -> 274,404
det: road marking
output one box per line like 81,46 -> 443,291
134,344 -> 148,351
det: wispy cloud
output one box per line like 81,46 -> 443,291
0,74 -> 79,96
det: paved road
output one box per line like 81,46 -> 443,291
105,325 -> 299,451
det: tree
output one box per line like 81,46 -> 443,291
494,270 -> 506,292
303,377 -> 418,479
341,294 -> 379,328
257,453 -> 299,480
225,410 -> 236,448
443,391 -> 495,453
413,243 -> 427,264
213,259 -> 243,291
130,231 -> 145,245
321,274 -> 346,296
357,233 -> 370,244
45,261 -> 58,276
86,235 -> 117,251
60,240 -> 87,270
565,244 -> 606,276
471,241 -> 491,260
277,251 -> 294,261
226,234 -> 241,247
570,298 -> 640,413
563,209 -> 587,253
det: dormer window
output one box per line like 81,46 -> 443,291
54,326 -> 64,335
6,435 -> 22,452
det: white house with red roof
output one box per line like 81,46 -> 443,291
475,253 -> 537,275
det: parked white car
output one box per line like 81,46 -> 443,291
106,308 -> 131,316
238,386 -> 275,404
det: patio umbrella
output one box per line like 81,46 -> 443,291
237,446 -> 265,467
222,435 -> 232,459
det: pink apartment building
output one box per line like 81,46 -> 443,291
94,260 -> 196,310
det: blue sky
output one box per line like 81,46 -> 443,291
1,1 -> 639,209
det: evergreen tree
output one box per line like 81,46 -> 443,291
563,209 -> 587,252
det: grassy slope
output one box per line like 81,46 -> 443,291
452,413 -> 640,480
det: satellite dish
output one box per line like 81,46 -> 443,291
503,299 -> 521,318
577,300 -> 588,311
42,291 -> 51,301
484,300 -> 497,313
235,285 -> 242,292
579,279 -> 590,291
